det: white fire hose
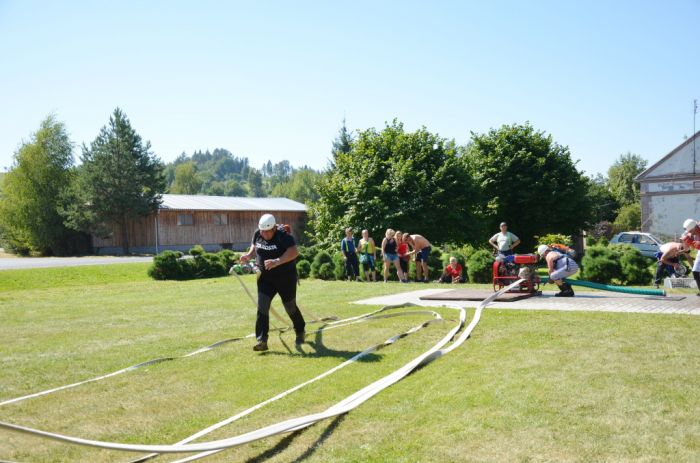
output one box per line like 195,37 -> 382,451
0,279 -> 524,458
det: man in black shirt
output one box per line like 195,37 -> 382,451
240,213 -> 306,351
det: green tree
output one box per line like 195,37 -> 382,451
586,174 -> 619,224
612,203 -> 641,232
247,169 -> 265,197
330,118 -> 354,167
0,116 -> 88,255
607,152 -> 647,206
270,168 -> 321,203
312,120 -> 481,245
170,161 -> 202,194
61,108 -> 165,254
467,123 -> 591,249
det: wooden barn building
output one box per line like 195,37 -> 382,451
92,194 -> 307,255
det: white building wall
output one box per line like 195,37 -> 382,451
643,191 -> 700,240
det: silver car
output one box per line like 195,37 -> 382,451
609,232 -> 663,258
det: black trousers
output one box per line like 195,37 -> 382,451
344,254 -> 360,278
655,257 -> 680,285
256,271 -> 306,342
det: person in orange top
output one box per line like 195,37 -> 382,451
439,256 -> 464,284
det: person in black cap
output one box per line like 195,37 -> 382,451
239,213 -> 306,351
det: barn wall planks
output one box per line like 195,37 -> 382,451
93,210 -> 307,254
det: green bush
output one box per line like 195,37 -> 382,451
311,251 -> 334,279
317,262 -> 335,280
189,245 -> 205,256
467,249 -> 494,283
534,233 -> 573,247
297,245 -> 321,264
148,249 -> 235,280
580,246 -> 620,283
332,252 -> 347,280
190,252 -> 227,278
296,259 -> 311,278
427,248 -> 444,279
148,250 -> 185,280
218,249 -> 239,269
615,244 -> 653,285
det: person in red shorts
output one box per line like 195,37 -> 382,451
439,256 -> 464,283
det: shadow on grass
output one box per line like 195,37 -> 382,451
243,414 -> 346,463
261,323 -> 382,363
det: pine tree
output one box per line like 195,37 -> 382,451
62,108 -> 165,254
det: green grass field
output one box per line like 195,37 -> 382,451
1,264 -> 698,462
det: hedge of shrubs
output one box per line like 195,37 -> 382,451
580,244 -> 652,285
147,241 -> 654,286
148,246 -> 239,280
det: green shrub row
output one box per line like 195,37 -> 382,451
580,244 -> 652,285
148,247 -> 239,280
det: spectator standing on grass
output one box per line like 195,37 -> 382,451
439,256 -> 464,284
340,227 -> 360,281
537,244 -> 578,297
403,233 -> 432,283
358,229 -> 377,282
654,241 -> 690,287
239,213 -> 306,351
396,231 -> 413,279
489,222 -> 520,256
681,219 -> 700,296
381,228 -> 407,283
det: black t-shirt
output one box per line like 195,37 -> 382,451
253,226 -> 296,275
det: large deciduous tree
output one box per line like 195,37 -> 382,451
311,120 -> 481,245
467,123 -> 591,249
607,152 -> 647,206
170,161 -> 202,194
62,108 -> 165,254
270,168 -> 321,204
0,115 -> 88,255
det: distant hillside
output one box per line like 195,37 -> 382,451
163,148 -> 321,203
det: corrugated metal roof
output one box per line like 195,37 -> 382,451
159,194 -> 307,211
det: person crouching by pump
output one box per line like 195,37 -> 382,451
537,244 -> 579,297
239,214 -> 306,352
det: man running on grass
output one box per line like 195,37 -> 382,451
240,213 -> 306,351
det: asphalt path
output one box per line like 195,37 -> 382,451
0,256 -> 153,271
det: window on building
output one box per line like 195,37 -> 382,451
177,213 -> 194,226
213,213 -> 228,225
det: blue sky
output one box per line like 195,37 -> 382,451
0,0 -> 698,176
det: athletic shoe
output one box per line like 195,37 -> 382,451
253,341 -> 268,351
295,331 -> 305,345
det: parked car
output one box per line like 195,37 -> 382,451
609,231 -> 663,258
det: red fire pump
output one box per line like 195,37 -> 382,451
492,253 -> 541,293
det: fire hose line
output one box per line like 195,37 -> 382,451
0,273 -> 340,409
0,279 -> 525,456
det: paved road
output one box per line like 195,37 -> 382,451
355,288 -> 700,316
0,256 -> 153,271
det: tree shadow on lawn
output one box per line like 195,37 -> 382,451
243,413 -> 347,463
261,324 -> 383,363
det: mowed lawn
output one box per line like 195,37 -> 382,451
0,265 -> 698,462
